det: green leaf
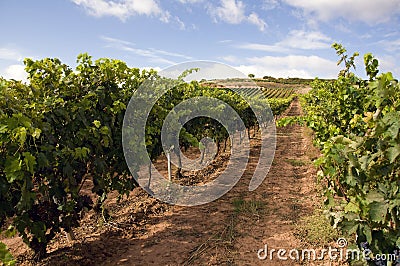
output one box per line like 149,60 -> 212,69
4,226 -> 17,238
4,156 -> 23,183
63,163 -> 73,178
16,180 -> 35,211
93,120 -> 101,128
359,155 -> 371,171
341,220 -> 359,235
0,242 -> 15,266
276,117 -> 296,127
32,128 -> 41,139
396,237 -> 400,248
366,190 -> 385,203
388,120 -> 400,138
73,147 -> 90,160
22,152 -> 36,174
361,225 -> 373,244
344,200 -> 360,213
369,201 -> 388,223
30,222 -> 46,243
387,145 -> 400,163
36,152 -> 50,168
100,126 -> 109,135
0,124 -> 8,133
13,127 -> 27,145
101,137 -> 110,147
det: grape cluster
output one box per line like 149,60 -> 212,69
360,242 -> 400,266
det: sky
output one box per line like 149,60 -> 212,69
1,0 -> 400,81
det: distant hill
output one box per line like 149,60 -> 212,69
200,77 -> 328,90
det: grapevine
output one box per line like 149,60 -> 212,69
282,43 -> 400,260
0,55 -> 294,259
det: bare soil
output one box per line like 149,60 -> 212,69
2,97 -> 342,266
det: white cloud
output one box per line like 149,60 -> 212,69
218,55 -> 239,63
218,40 -> 233,44
360,34 -> 373,39
209,0 -> 267,31
236,30 -> 332,53
280,30 -> 332,49
149,48 -> 192,60
71,0 -> 170,22
236,43 -> 290,53
0,48 -> 23,61
248,13 -> 267,32
0,48 -> 30,82
379,39 -> 400,52
283,0 -> 400,24
175,16 -> 186,30
378,55 -> 400,78
1,64 -> 28,82
101,35 -> 192,65
210,0 -> 246,24
177,0 -> 204,3
235,55 -> 339,78
101,36 -> 134,46
384,32 -> 399,38
262,0 -> 279,10
161,61 -> 247,81
334,23 -> 352,34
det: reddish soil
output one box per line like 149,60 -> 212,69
1,97 -> 342,266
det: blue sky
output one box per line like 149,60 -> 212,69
1,0 -> 400,81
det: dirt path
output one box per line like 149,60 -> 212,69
5,97 -> 324,265
175,97 -> 321,266
230,97 -> 320,265
102,97 -> 321,266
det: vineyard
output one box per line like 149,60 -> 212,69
309,46 -> 400,261
201,79 -> 297,99
1,43 -> 400,266
280,44 -> 400,264
234,87 -> 295,98
0,55 -> 294,264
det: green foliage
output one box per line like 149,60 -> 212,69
0,54 -> 294,260
268,97 -> 293,116
332,42 -> 359,78
236,87 -> 295,99
0,242 -> 15,266
300,44 -> 400,256
295,209 -> 340,246
232,198 -> 264,215
0,55 -> 155,259
256,76 -> 314,85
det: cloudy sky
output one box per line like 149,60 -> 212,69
1,0 -> 400,81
